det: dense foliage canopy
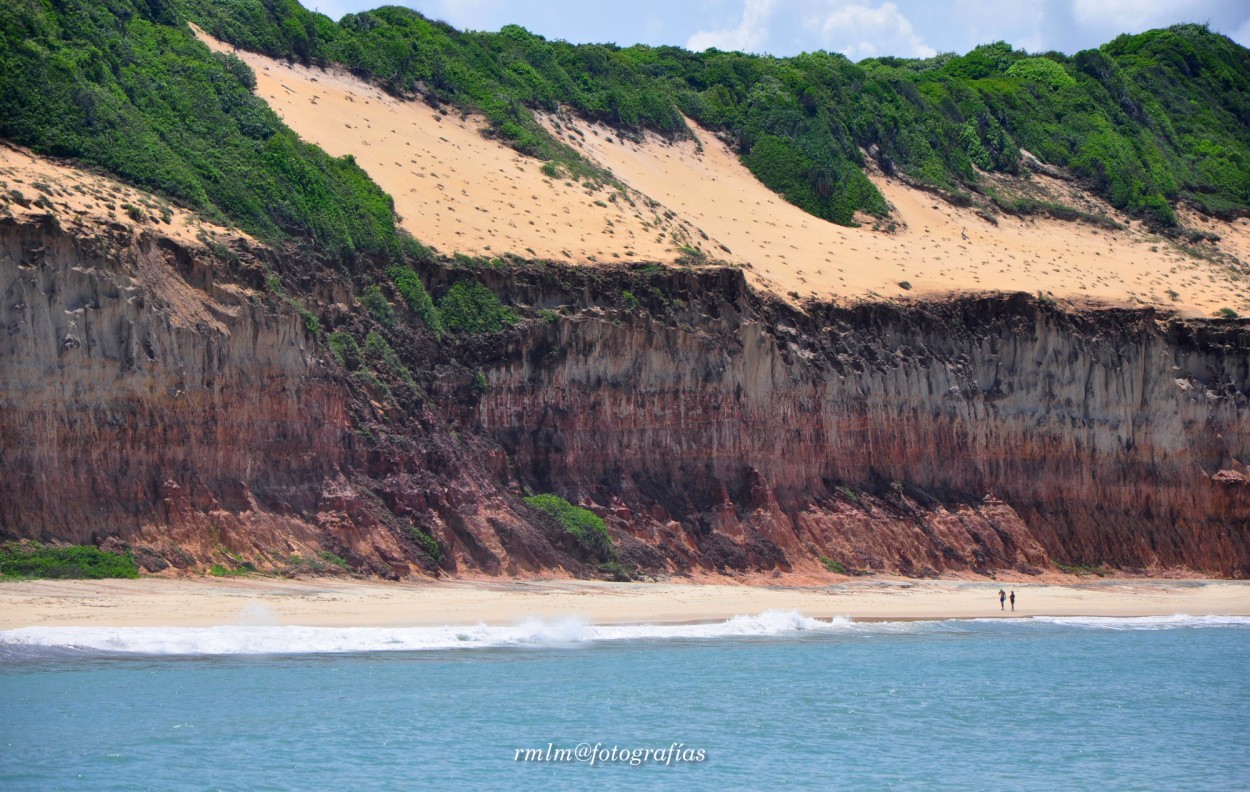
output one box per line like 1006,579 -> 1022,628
0,0 -> 404,261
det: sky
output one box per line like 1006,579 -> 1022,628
303,0 -> 1250,59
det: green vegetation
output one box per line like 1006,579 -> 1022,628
820,556 -> 848,575
266,274 -> 320,333
208,562 -> 250,577
438,281 -> 517,334
406,527 -> 443,564
0,0 -> 404,261
287,551 -> 350,573
176,3 -> 1250,226
991,195 -> 1122,229
359,285 -> 395,327
0,542 -> 138,579
317,550 -> 349,569
598,559 -> 635,582
327,331 -> 362,368
1055,562 -> 1108,576
524,493 -> 616,563
389,266 -> 445,335
3,0 -> 1247,255
1217,307 -> 1240,319
363,331 -> 415,387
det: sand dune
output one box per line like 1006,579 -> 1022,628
0,142 -> 239,250
190,30 -> 1250,315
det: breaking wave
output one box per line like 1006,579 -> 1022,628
1,611 -> 1245,658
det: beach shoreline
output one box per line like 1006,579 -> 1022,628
1,576 -> 1246,630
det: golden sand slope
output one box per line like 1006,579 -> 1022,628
554,112 -> 1250,315
0,142 -> 240,249
2,577 -> 1248,628
195,28 -> 692,266
0,142 -> 259,331
195,29 -> 1250,315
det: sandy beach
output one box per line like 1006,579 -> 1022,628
2,577 -> 1246,630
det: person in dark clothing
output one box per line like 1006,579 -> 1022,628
999,589 -> 1006,610
1010,590 -> 1016,611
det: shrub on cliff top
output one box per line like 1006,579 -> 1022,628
0,542 -> 138,580
524,494 -> 616,563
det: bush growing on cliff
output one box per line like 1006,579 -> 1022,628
360,285 -> 396,327
523,494 -> 616,563
406,527 -> 444,564
389,266 -> 445,335
0,542 -> 138,580
438,282 -> 517,335
820,556 -> 848,575
363,331 -> 416,388
266,274 -> 320,334
327,331 -> 362,369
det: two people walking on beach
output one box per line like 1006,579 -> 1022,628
999,589 -> 1016,611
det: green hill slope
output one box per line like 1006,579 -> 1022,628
182,2 -> 1250,228
3,0 -> 1248,257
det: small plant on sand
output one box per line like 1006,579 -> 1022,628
0,541 -> 138,580
208,563 -> 251,577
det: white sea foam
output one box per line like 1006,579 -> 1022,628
1030,614 -> 1250,631
0,610 -> 852,656
1,611 -> 1244,657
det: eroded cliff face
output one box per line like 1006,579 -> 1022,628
1,215 -> 338,562
2,211 -> 1248,578
471,277 -> 1250,576
0,214 -> 617,578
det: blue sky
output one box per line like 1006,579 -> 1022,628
302,0 -> 1250,59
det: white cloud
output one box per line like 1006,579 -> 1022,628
950,0 -> 1046,52
813,1 -> 935,59
1233,17 -> 1250,46
1070,0 -> 1250,43
1072,0 -> 1195,30
687,0 -> 779,52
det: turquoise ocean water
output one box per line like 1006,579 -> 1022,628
2,612 -> 1247,790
